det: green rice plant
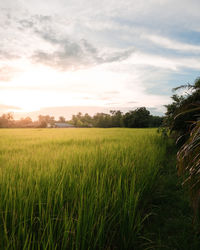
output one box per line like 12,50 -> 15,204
0,128 -> 167,249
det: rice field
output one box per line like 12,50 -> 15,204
0,128 -> 168,249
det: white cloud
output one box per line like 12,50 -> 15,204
123,52 -> 200,71
144,34 -> 200,52
0,0 -> 200,116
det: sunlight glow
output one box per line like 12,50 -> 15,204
0,59 -> 170,117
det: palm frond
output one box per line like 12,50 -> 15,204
177,121 -> 200,222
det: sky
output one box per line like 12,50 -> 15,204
0,0 -> 200,119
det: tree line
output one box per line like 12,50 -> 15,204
0,107 -> 163,128
70,107 -> 163,128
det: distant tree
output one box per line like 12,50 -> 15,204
93,113 -> 112,128
81,113 -> 93,127
77,112 -> 82,119
38,115 -> 55,128
110,110 -> 124,127
69,113 -> 93,127
149,115 -> 163,127
71,114 -> 79,126
23,117 -> 32,124
68,108 -> 162,128
18,117 -> 33,127
0,113 -> 14,128
123,107 -> 150,128
59,116 -> 66,123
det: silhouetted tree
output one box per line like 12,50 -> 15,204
149,115 -> 163,127
123,107 -> 150,128
110,110 -> 124,127
164,77 -> 200,144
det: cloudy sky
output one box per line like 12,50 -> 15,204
0,0 -> 200,119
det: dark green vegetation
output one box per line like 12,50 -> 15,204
70,107 -> 163,128
141,141 -> 200,250
164,77 -> 200,224
0,107 -> 163,128
164,77 -> 200,145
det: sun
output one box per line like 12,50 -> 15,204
0,62 -> 124,113
0,65 -> 64,112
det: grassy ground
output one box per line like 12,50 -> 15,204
0,128 -> 199,249
140,141 -> 200,250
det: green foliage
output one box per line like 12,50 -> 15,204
71,112 -> 93,127
140,141 -> 200,250
92,112 -> 112,127
69,107 -> 163,128
0,128 -> 167,249
0,107 -> 163,128
109,110 -> 124,127
165,77 -> 200,225
123,107 -> 150,128
157,126 -> 169,138
164,77 -> 200,145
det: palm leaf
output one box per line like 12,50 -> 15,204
177,121 -> 200,222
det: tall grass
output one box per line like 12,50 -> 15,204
0,128 -> 167,249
